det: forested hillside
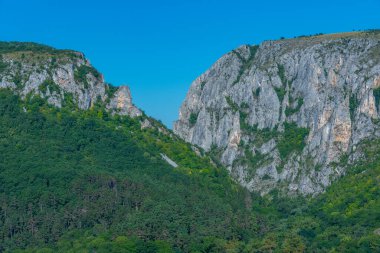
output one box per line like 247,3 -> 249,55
0,89 -> 379,252
0,89 -> 256,252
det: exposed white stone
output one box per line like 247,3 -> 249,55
0,49 -> 141,118
161,153 -> 178,168
106,86 -> 142,117
174,33 -> 380,195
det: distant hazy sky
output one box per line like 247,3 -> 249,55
0,0 -> 379,127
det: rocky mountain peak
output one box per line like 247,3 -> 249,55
174,31 -> 380,195
0,41 -> 141,118
106,85 -> 142,117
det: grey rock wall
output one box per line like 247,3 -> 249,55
0,46 -> 141,118
174,32 -> 380,195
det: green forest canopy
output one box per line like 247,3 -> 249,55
0,89 -> 378,252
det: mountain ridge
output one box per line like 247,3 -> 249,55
174,30 -> 380,195
0,36 -> 379,252
0,41 -> 143,118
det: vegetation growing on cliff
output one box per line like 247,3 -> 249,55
232,45 -> 259,86
225,96 -> 239,112
285,97 -> 303,116
274,86 -> 286,103
373,87 -> 380,110
277,122 -> 309,160
74,65 -> 101,89
349,93 -> 360,120
0,87 -> 379,252
2,33 -> 380,251
189,112 -> 198,126
0,55 -> 8,73
38,79 -> 61,94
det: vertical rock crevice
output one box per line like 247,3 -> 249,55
174,32 -> 380,195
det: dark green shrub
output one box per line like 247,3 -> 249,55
277,122 -> 309,160
373,87 -> 380,110
262,174 -> 271,180
285,98 -> 304,116
349,94 -> 359,120
0,55 -> 8,73
189,112 -> 198,126
274,86 -> 286,102
240,102 -> 249,109
105,83 -> 118,99
0,61 -> 7,73
0,41 -> 56,53
200,81 -> 207,89
12,74 -> 22,87
225,96 -> 239,112
232,45 -> 259,86
39,79 -> 61,94
254,87 -> 261,98
277,64 -> 287,85
74,65 -> 101,88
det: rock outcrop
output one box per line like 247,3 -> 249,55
0,42 -> 141,117
174,31 -> 380,195
106,86 -> 142,117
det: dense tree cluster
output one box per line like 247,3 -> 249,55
0,90 -> 379,252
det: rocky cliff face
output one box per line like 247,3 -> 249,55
0,42 -> 141,117
174,31 -> 380,195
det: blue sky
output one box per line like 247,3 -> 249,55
0,0 -> 379,127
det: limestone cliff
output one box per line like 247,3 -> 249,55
0,42 -> 141,117
174,31 -> 380,195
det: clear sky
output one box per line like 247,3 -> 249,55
0,0 -> 379,127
